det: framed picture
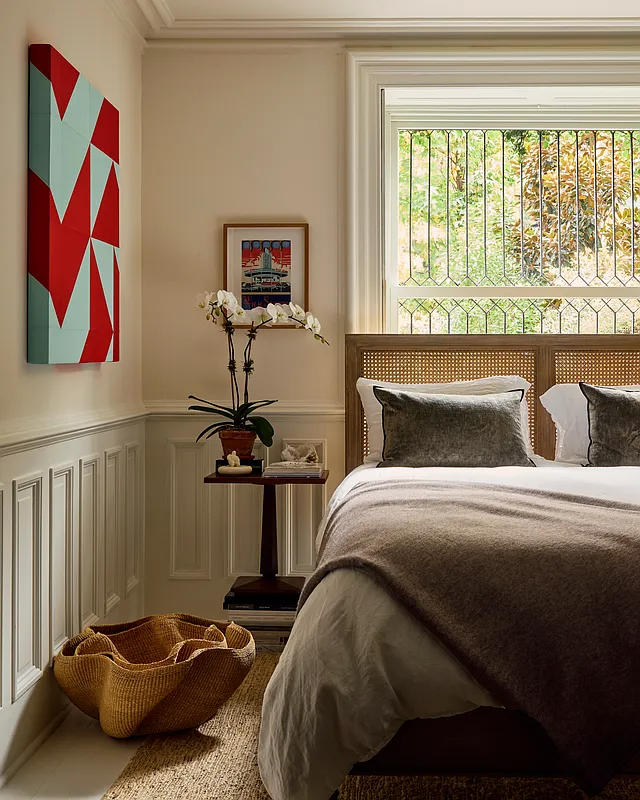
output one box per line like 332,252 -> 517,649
223,223 -> 309,325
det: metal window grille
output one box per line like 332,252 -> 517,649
392,128 -> 640,334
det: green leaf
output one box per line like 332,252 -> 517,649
188,396 -> 237,415
188,405 -> 236,420
195,422 -> 232,443
235,399 -> 278,417
245,415 -> 274,447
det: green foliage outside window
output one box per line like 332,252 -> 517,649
396,129 -> 640,333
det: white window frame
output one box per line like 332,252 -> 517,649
347,47 -> 640,334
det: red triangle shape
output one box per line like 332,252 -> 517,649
92,164 -> 119,247
50,226 -> 90,327
91,98 -> 119,163
28,167 -> 90,327
28,169 -> 54,291
80,243 -> 113,363
63,147 -> 91,235
113,251 -> 120,362
29,44 -> 79,119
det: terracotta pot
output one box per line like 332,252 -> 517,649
219,428 -> 257,459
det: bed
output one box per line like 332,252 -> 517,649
258,334 -> 640,800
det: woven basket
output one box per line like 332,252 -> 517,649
54,614 -> 255,737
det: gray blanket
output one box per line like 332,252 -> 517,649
299,480 -> 640,794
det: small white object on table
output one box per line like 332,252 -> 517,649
218,450 -> 253,475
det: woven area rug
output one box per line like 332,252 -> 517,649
104,652 -> 640,800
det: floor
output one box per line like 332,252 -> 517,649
0,709 -> 142,800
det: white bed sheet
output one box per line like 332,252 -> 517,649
258,463 -> 640,800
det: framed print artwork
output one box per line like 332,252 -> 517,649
223,223 -> 309,323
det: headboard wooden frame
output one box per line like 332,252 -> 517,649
345,334 -> 640,472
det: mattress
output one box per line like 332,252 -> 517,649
258,461 -> 640,800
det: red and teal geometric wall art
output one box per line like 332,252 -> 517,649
28,44 -> 119,364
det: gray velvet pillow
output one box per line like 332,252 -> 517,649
373,386 -> 533,468
580,383 -> 640,466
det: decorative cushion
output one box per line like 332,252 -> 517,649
540,382 -> 640,463
54,614 -> 255,737
580,383 -> 640,467
357,375 -> 533,463
373,386 -> 533,468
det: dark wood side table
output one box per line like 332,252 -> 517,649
203,470 -> 329,597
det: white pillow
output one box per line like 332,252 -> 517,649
539,383 -> 640,464
357,375 -> 533,463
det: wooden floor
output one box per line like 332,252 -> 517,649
0,709 -> 142,800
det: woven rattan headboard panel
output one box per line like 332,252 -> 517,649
345,334 -> 640,471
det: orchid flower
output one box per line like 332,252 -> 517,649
191,290 -> 329,447
305,314 -> 321,335
230,306 -> 249,324
217,290 -> 239,313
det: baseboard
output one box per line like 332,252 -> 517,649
0,705 -> 71,791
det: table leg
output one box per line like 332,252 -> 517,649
260,483 -> 278,579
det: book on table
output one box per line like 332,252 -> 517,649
262,461 -> 324,477
228,610 -> 296,626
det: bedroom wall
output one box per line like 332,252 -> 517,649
142,45 -> 345,618
0,0 -> 144,784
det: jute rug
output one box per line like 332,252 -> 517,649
104,653 -> 640,799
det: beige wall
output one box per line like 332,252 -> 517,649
0,0 -> 144,782
141,45 -> 346,620
142,47 -> 344,410
0,0 -> 143,443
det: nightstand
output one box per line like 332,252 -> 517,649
203,470 -> 330,603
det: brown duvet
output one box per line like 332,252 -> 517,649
299,480 -> 640,795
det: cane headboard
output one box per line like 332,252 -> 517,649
345,334 -> 640,471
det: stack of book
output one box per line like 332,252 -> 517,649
262,461 -> 324,478
223,578 -> 304,651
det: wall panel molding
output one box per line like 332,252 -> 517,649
169,440 -> 210,580
49,466 -> 75,657
224,484 -> 262,578
104,448 -> 123,615
79,456 -> 101,629
11,474 -> 44,702
0,408 -> 147,456
146,402 -> 345,419
125,442 -> 142,595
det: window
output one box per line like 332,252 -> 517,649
384,86 -> 640,334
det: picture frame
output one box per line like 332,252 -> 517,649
223,223 -> 309,327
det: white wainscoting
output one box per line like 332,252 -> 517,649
0,418 -> 145,787
11,474 -> 44,703
144,409 -> 344,619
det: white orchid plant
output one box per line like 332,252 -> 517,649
189,290 -> 329,446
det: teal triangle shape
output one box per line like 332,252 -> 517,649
62,74 -> 90,140
49,328 -> 86,364
61,242 -> 91,330
29,64 -> 54,116
92,238 -> 114,323
28,273 -> 56,329
50,120 -> 88,220
90,144 -> 113,229
88,85 -> 104,141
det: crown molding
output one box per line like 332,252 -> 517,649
133,0 -> 174,31
145,38 -> 345,52
144,16 -> 640,40
101,6 -> 640,44
102,0 -> 148,50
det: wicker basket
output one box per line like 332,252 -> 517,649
54,614 -> 255,737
